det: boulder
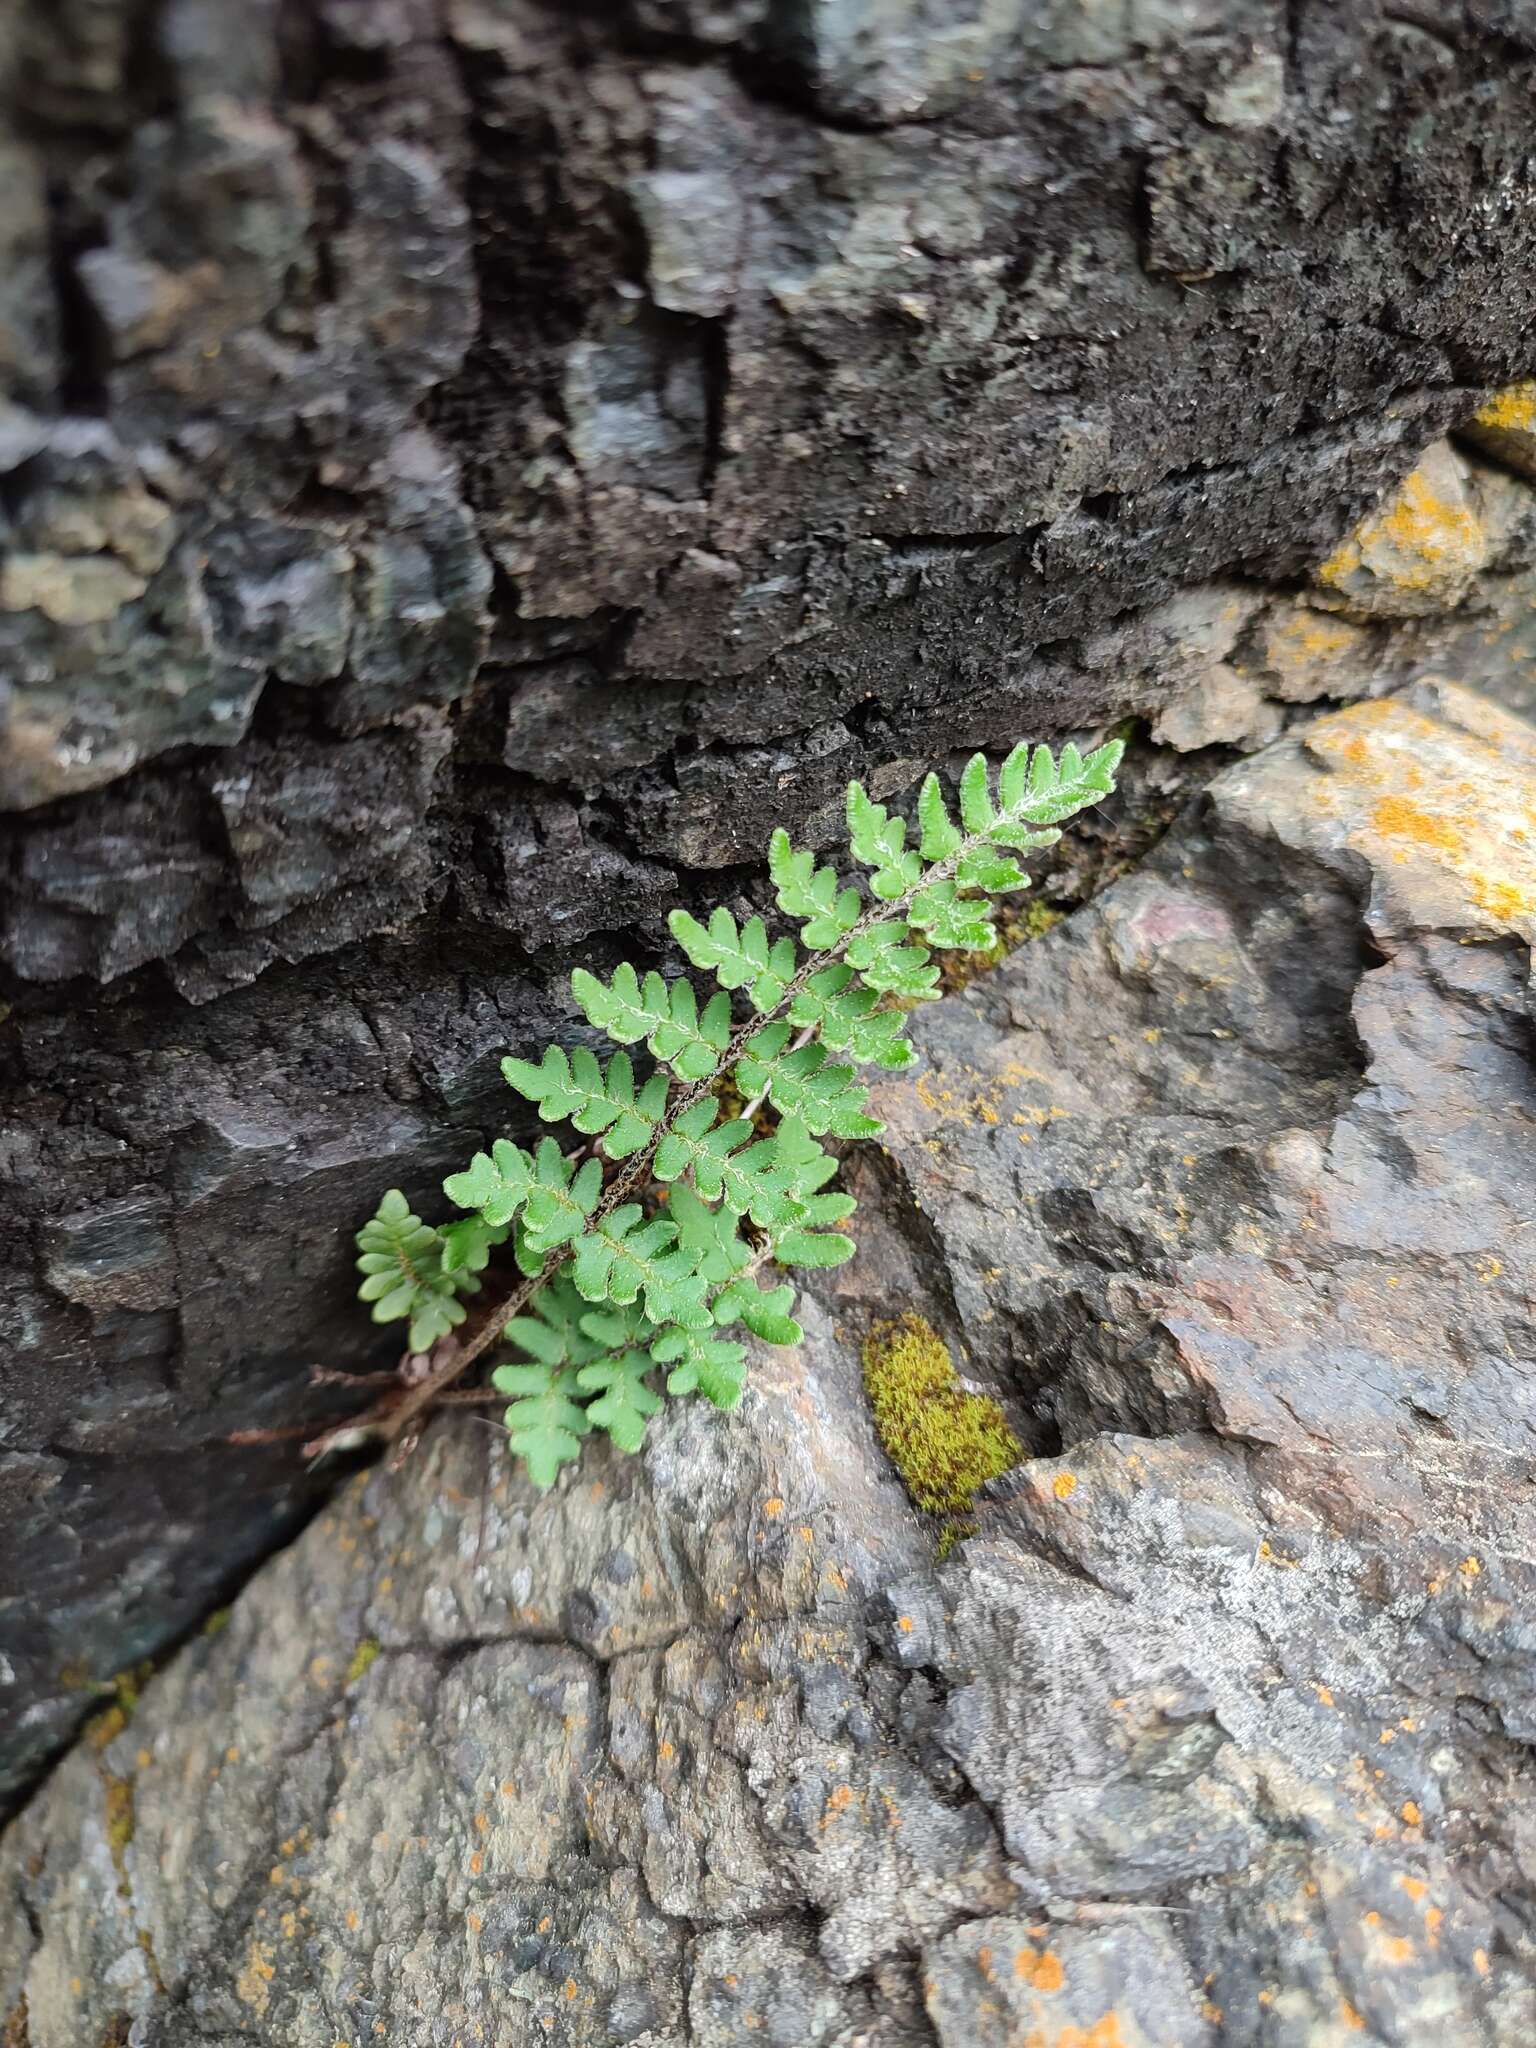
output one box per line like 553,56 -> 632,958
6,684 -> 1536,2045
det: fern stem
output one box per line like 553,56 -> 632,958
309,806 -> 1040,1459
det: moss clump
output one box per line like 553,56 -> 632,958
102,1773 -> 135,1898
346,1637 -> 381,1685
201,1606 -> 231,1638
862,1314 -> 1021,1520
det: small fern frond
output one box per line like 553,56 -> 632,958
571,963 -> 732,1080
491,1359 -> 591,1489
650,1326 -> 749,1409
349,729 -> 1125,1494
768,830 -> 863,945
354,1190 -> 476,1354
734,1023 -> 882,1138
501,1045 -> 669,1159
667,907 -> 799,1012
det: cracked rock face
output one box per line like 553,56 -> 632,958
10,0 -> 1536,1827
6,684 -> 1536,2045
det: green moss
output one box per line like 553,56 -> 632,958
201,1606 -> 232,1638
346,1637 -> 381,1685
102,1773 -> 135,1897
862,1314 -> 1021,1523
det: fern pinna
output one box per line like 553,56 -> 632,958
338,740 -> 1122,1485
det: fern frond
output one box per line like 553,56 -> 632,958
355,1190 -> 476,1354
570,1205 -> 711,1327
652,1099 -> 795,1226
520,1140 -> 604,1256
349,729 -> 1125,1492
571,963 -> 732,1081
768,830 -> 862,945
650,1325 -> 749,1409
443,1139 -> 535,1226
667,908 -> 798,1011
846,783 -> 922,899
787,966 -> 915,1069
712,1273 -> 803,1346
491,1359 -> 591,1489
734,1022 -> 882,1138
501,1045 -> 669,1159
576,1348 -> 664,1452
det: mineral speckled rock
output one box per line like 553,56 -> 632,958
7,686 -> 1536,2045
11,0 -> 1536,1829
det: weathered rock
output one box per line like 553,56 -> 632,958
7,685 -> 1536,2044
11,0 -> 1536,1820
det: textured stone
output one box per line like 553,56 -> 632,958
1313,438 -> 1490,618
1459,380 -> 1536,482
12,0 -> 1536,1829
8,687 -> 1536,2044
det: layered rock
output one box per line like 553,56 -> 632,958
11,0 -> 1536,1809
5,685 -> 1535,2045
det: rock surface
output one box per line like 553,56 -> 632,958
6,684 -> 1536,2045
11,0 -> 1536,1810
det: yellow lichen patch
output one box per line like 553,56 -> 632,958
1475,382 -> 1536,435
1461,382 -> 1536,480
235,1940 -> 277,2018
346,1638 -> 381,1685
1315,446 -> 1486,610
102,1774 -> 135,1897
1052,1471 -> 1077,1501
1301,690 -> 1536,938
862,1314 -> 1021,1519
1012,1945 -> 1065,1992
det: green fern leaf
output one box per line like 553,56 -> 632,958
844,920 -> 939,999
647,976 -> 734,1080
653,1099 -> 801,1227
438,1215 -> 508,1277
787,965 -> 915,1069
980,738 -> 1123,844
521,1140 -> 604,1256
651,1326 -> 749,1409
846,782 -> 923,899
571,964 -> 731,1081
504,1274 -> 608,1368
570,1204 -> 710,1325
907,878 -> 996,951
355,1190 -> 474,1353
577,1348 -> 664,1452
501,1045 -> 668,1158
713,1274 -> 803,1346
442,1140 -> 534,1227
916,773 -> 963,861
664,1183 -> 753,1284
668,908 -> 798,1011
735,1023 -> 882,1138
768,830 -> 863,945
579,1300 -> 654,1348
491,1359 -> 591,1489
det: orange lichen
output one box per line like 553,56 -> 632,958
1473,382 -> 1536,435
1318,462 -> 1482,595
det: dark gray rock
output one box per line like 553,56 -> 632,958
9,0 -> 1536,1845
6,684 -> 1536,2044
